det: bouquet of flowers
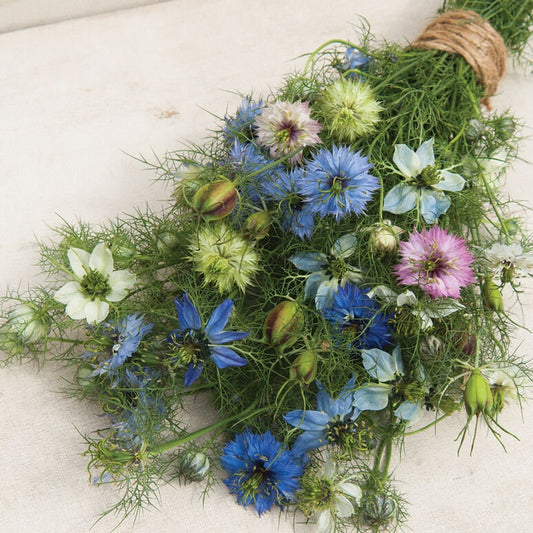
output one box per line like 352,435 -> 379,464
2,0 -> 532,531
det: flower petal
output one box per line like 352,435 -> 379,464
436,170 -> 465,192
175,293 -> 201,330
84,299 -> 109,324
352,384 -> 391,411
362,348 -> 398,382
283,409 -> 329,431
184,363 -> 204,387
335,494 -> 354,518
383,183 -> 418,214
393,143 -> 421,178
208,329 -> 248,344
316,510 -> 333,533
290,252 -> 327,272
394,401 -> 422,421
332,233 -> 358,258
210,345 -> 247,368
396,290 -> 418,307
315,279 -> 338,310
305,271 -> 328,300
205,299 -> 233,337
415,138 -> 435,169
55,281 -> 82,304
420,189 -> 450,224
89,243 -> 114,275
338,482 -> 362,503
107,270 -> 136,301
67,248 -> 90,278
64,293 -> 91,320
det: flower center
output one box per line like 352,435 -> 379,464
328,257 -> 347,280
298,476 -> 334,516
326,416 -> 357,449
416,165 -> 442,187
398,381 -> 426,404
175,329 -> 210,366
330,173 -> 346,194
80,269 -> 111,298
240,461 -> 270,500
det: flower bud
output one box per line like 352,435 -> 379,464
369,220 -> 403,255
482,277 -> 503,312
500,218 -> 519,237
7,303 -> 50,343
452,330 -> 477,356
176,450 -> 210,482
191,180 -> 238,221
0,323 -> 24,356
155,229 -> 180,253
418,335 -> 445,361
242,211 -> 271,240
465,119 -> 484,141
263,301 -> 304,350
464,370 -> 493,416
362,494 -> 398,528
289,350 -> 318,384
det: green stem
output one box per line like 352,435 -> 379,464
404,413 -> 450,436
46,336 -> 84,344
147,405 -> 270,456
479,171 -> 511,243
302,38 -> 358,73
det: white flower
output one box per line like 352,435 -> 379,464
55,243 -> 136,324
369,285 -> 463,331
484,242 -> 533,281
315,456 -> 362,533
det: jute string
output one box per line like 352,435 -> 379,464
412,10 -> 507,102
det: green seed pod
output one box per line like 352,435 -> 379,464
464,370 -> 493,416
263,300 -> 304,350
362,494 -> 398,528
482,277 -> 504,312
7,303 -> 50,343
191,180 -> 238,221
242,211 -> 271,240
289,350 -> 318,384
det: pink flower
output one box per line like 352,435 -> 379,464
255,100 -> 322,164
394,226 -> 475,299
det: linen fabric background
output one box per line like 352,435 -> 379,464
1,1 -> 531,532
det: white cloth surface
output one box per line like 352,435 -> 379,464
0,1 -> 531,532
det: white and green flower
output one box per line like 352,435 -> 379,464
55,243 -> 136,324
383,138 -> 465,223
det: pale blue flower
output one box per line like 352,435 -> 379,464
383,139 -> 465,223
352,346 -> 425,421
290,234 -> 363,309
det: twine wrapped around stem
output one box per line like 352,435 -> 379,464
412,9 -> 507,103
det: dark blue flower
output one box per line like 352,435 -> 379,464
284,377 -> 360,461
168,293 -> 248,387
224,97 -> 263,143
261,167 -> 315,239
89,313 -> 153,376
322,283 -> 393,350
220,429 -> 303,515
299,145 -> 379,221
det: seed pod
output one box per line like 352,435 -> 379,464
191,180 -> 238,221
242,211 -> 271,240
263,300 -> 304,350
177,450 -> 210,482
482,277 -> 504,312
464,370 -> 493,416
289,350 -> 317,384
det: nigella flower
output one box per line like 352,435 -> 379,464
300,145 -> 379,221
55,243 -> 136,324
341,47 -> 372,79
89,313 -> 153,377
298,454 -> 362,533
220,429 -> 303,515
255,100 -> 322,164
228,140 -> 281,204
322,283 -> 393,350
394,226 -> 475,299
223,96 -> 263,143
484,242 -> 533,283
168,293 -> 248,387
352,346 -> 427,421
261,167 -> 315,239
190,223 -> 260,293
290,233 -> 363,309
284,377 -> 361,461
383,139 -> 466,224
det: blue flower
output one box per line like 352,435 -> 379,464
168,293 -> 248,387
220,429 -> 303,515
290,233 -> 363,309
89,313 -> 153,376
228,140 -> 282,205
261,167 -> 315,239
342,47 -> 372,79
299,145 -> 379,221
284,378 -> 360,461
352,346 -> 426,421
224,97 -> 263,143
383,139 -> 466,224
322,283 -> 393,350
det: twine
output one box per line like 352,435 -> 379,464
412,9 -> 507,99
